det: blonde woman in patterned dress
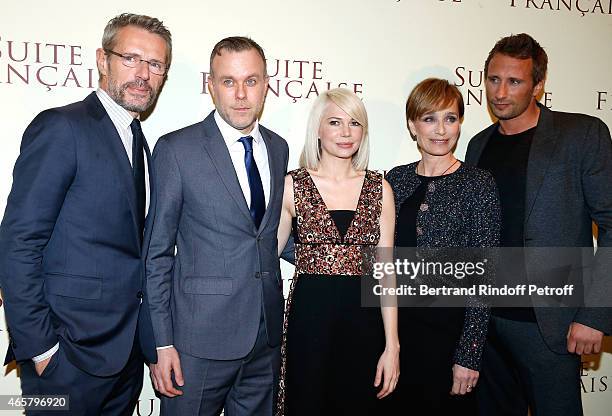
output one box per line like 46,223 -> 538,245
275,88 -> 399,415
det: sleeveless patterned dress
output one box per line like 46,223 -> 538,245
276,168 -> 386,416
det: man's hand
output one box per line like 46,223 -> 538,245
34,355 -> 53,376
567,322 -> 604,355
149,347 -> 184,397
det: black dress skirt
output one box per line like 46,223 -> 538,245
387,175 -> 478,416
284,211 -> 386,416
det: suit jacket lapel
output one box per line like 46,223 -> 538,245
85,93 -> 141,243
200,113 -> 254,226
524,105 -> 558,226
143,138 -> 155,248
466,123 -> 497,165
257,128 -> 278,234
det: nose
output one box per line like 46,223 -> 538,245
341,123 -> 351,137
495,82 -> 507,100
235,82 -> 246,100
135,61 -> 151,80
435,120 -> 446,136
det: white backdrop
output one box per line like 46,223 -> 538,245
1,1 -> 611,414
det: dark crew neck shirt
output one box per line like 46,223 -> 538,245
478,126 -> 537,322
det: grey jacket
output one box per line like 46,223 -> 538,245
466,103 -> 612,353
146,111 -> 289,360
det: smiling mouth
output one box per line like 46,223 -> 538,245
336,142 -> 354,148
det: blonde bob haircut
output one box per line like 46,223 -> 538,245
299,88 -> 369,171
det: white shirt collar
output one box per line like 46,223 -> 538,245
95,88 -> 135,130
214,110 -> 263,148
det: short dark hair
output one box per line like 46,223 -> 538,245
484,33 -> 548,85
102,13 -> 172,66
406,78 -> 464,123
209,36 -> 267,77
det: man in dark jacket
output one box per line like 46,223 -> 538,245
466,33 -> 612,416
0,13 -> 171,415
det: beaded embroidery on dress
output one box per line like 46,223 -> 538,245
275,167 -> 382,416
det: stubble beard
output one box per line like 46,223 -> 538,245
217,104 -> 260,133
107,75 -> 157,114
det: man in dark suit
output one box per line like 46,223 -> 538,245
146,37 -> 289,415
0,13 -> 171,415
466,33 -> 612,415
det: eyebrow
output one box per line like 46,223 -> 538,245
219,73 -> 261,80
224,74 -> 259,79
122,51 -> 165,62
421,111 -> 458,117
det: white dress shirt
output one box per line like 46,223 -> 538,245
33,89 -> 151,363
214,110 -> 271,208
96,88 -> 151,214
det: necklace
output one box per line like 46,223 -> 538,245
417,158 -> 459,177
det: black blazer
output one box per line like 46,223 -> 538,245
0,92 -> 157,375
465,103 -> 612,353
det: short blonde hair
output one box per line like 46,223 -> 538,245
299,88 -> 369,171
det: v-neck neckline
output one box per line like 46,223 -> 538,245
304,169 -> 368,243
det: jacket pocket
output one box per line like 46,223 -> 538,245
45,273 -> 102,300
38,346 -> 61,379
182,276 -> 233,295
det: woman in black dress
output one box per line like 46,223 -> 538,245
386,78 -> 501,415
276,88 -> 399,415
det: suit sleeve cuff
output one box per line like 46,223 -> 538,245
32,343 -> 59,363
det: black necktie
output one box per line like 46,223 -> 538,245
239,136 -> 265,228
130,119 -> 146,235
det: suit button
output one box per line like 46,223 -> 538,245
255,272 -> 261,279
136,291 -> 144,299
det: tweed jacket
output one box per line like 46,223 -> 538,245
386,162 -> 501,369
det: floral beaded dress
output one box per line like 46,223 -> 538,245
276,168 -> 386,416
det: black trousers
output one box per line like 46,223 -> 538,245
477,316 -> 582,416
19,338 -> 144,416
